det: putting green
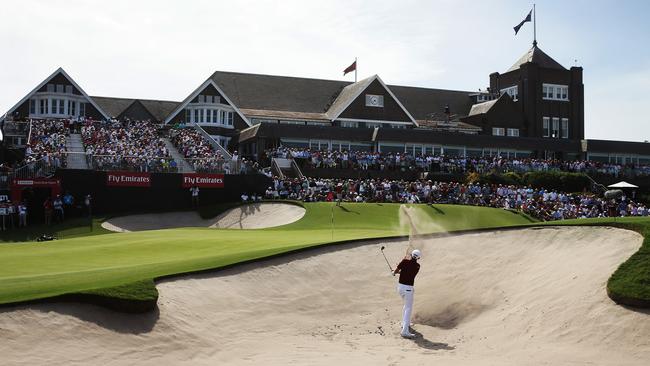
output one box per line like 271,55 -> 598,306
0,203 -> 535,306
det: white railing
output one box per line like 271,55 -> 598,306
12,156 -> 59,179
88,154 -> 181,173
192,124 -> 233,159
291,158 -> 305,179
272,158 -> 285,179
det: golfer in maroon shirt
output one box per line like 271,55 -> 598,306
393,249 -> 421,338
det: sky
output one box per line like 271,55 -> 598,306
1,0 -> 648,141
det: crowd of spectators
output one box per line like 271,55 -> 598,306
23,119 -> 69,169
170,128 -> 260,174
82,119 -> 175,172
265,147 -> 650,178
170,128 -> 228,173
265,177 -> 646,221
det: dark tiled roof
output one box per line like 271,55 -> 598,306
389,85 -> 475,120
210,71 -> 345,113
209,71 -> 475,119
139,100 -> 181,121
507,45 -> 566,73
90,96 -> 180,121
91,96 -> 135,118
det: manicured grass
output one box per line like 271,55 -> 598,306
0,203 -> 533,309
0,217 -> 110,243
540,216 -> 650,308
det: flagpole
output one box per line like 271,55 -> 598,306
533,4 -> 537,47
355,57 -> 357,83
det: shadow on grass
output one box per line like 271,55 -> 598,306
505,209 -> 537,223
429,205 -> 446,215
338,205 -> 360,215
0,218 -> 109,243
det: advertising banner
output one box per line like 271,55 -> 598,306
181,173 -> 225,188
106,172 -> 151,187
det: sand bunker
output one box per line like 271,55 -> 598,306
101,203 -> 306,232
1,227 -> 649,365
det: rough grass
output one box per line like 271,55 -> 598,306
0,203 -> 534,310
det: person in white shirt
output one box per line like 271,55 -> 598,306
18,202 -> 27,227
190,186 -> 200,207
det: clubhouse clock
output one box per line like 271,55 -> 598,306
365,94 -> 384,107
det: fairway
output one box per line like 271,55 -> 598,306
0,203 -> 534,306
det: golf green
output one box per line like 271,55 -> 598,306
0,203 -> 534,306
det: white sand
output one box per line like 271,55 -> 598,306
100,203 -> 306,232
1,227 -> 649,365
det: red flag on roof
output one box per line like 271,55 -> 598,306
343,60 -> 357,76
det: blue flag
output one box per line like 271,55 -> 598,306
514,10 -> 532,35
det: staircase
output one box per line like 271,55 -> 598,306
162,138 -> 195,173
65,134 -> 89,169
272,158 -> 303,179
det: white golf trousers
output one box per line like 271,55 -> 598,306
397,283 -> 414,334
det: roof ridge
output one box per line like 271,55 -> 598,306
91,95 -> 181,104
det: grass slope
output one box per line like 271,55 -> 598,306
0,203 -> 533,308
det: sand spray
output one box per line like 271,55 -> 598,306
397,205 -> 496,328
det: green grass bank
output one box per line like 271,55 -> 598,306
0,203 -> 533,311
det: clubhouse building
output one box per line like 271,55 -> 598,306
3,43 -> 650,165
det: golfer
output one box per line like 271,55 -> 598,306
393,249 -> 421,338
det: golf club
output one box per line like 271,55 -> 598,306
380,246 -> 395,275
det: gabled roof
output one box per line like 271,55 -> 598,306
507,45 -> 566,73
163,78 -> 251,126
324,75 -> 376,120
91,97 -> 180,121
138,100 -> 180,121
209,71 -> 471,124
325,74 -> 418,126
3,67 -> 111,120
210,71 -> 345,114
91,96 -> 135,118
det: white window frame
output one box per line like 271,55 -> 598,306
492,127 -> 505,136
543,117 -> 550,137
341,121 -> 359,128
561,118 -> 569,139
552,117 -> 560,138
507,128 -> 519,137
542,83 -> 569,101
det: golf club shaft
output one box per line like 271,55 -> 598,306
380,249 -> 393,272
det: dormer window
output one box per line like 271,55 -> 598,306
196,95 -> 220,104
500,86 -> 518,101
365,94 -> 384,107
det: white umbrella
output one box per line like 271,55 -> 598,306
607,181 -> 639,189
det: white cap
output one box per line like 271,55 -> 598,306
411,249 -> 421,260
